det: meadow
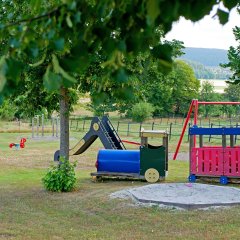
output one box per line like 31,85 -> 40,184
1,119 -> 240,239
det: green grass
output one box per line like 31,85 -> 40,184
1,128 -> 240,239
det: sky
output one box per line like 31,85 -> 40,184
165,7 -> 240,50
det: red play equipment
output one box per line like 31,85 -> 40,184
174,99 -> 240,184
9,138 -> 27,149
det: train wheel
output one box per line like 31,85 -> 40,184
144,168 -> 159,183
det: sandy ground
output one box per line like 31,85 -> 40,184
111,183 -> 240,210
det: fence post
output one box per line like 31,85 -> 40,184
139,122 -> 142,132
18,119 -> 21,133
36,115 -> 39,137
42,114 -> 44,137
187,122 -> 191,142
127,122 -> 130,136
32,118 -> 34,138
76,120 -> 79,130
56,117 -> 59,137
117,121 -> 120,132
209,123 -> 213,142
52,117 -> 55,137
83,120 -> 86,131
152,122 -> 155,130
235,123 -> 238,144
169,123 -> 172,140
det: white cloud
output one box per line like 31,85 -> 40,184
165,7 -> 240,50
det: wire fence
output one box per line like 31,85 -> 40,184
69,116 -> 240,143
2,115 -> 240,144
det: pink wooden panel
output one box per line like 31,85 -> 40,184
224,148 -> 240,177
191,147 -> 224,176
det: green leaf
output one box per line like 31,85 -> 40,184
54,38 -> 65,51
217,9 -> 229,25
114,68 -> 128,83
151,44 -> 173,62
68,1 -> 77,10
30,0 -> 41,12
223,0 -> 238,10
0,56 -> 7,92
52,54 -> 76,83
5,58 -> 23,81
66,14 -> 73,28
74,11 -> 81,23
29,54 -> 46,67
43,66 -> 62,92
9,38 -> 20,48
146,0 -> 160,25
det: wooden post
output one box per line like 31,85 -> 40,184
199,135 -> 203,147
235,123 -> 238,144
209,123 -> 213,142
32,117 -> 34,138
152,122 -> 154,130
52,117 -> 55,137
42,114 -> 44,137
117,121 -> 120,132
83,119 -> 86,131
127,122 -> 130,136
56,117 -> 59,137
169,122 -> 172,140
36,115 -> 39,137
163,135 -> 168,171
222,131 -> 227,148
189,134 -> 194,173
230,135 -> 234,148
187,123 -> 191,142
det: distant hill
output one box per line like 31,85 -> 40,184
180,47 -> 228,67
183,59 -> 231,80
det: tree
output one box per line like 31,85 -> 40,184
198,81 -> 224,117
170,60 -> 200,114
0,1 -> 237,159
222,23 -> 240,84
223,83 -> 240,116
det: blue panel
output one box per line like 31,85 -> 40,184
97,149 -> 140,173
189,127 -> 240,135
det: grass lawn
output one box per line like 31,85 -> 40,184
1,132 -> 240,240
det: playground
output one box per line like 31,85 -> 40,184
2,110 -> 240,239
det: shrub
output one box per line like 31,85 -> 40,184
42,158 -> 77,192
0,99 -> 17,120
131,102 -> 154,122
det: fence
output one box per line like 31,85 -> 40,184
2,115 -> 240,144
69,116 -> 240,143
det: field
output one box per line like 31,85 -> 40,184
1,120 -> 240,239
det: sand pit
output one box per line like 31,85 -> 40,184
111,183 -> 240,210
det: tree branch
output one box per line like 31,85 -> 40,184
4,6 -> 62,28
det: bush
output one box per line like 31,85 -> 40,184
131,102 -> 154,122
0,99 -> 17,120
42,158 -> 77,192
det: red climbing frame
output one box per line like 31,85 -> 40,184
173,99 -> 240,160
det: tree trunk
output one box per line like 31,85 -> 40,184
60,86 -> 69,160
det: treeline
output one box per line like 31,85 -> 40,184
183,60 -> 231,80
